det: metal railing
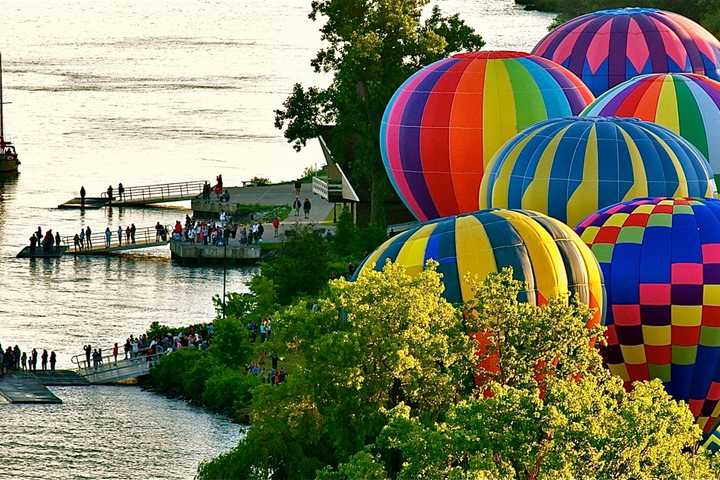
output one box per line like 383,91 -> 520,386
100,180 -> 206,203
61,225 -> 171,252
71,345 -> 166,371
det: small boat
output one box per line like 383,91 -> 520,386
16,246 -> 68,259
0,53 -> 19,174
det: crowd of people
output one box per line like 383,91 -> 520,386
245,350 -> 286,386
174,213 -> 273,247
27,226 -> 62,254
0,342 -> 57,376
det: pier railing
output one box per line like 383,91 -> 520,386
71,346 -> 169,384
61,225 -> 171,252
100,180 -> 206,203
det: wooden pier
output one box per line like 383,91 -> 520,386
59,180 -> 206,209
0,370 -> 88,404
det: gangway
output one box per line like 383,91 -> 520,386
72,348 -> 167,384
58,180 -> 207,209
61,225 -> 171,255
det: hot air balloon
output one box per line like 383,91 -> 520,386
532,8 -> 720,96
576,197 -> 720,435
355,208 -> 604,327
582,73 -> 720,185
380,51 -> 593,222
479,117 -> 716,227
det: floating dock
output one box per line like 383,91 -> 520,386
58,197 -> 107,209
16,246 -> 68,258
0,371 -> 88,404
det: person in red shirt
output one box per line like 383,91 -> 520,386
271,216 -> 280,237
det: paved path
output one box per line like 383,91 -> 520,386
192,182 -> 334,224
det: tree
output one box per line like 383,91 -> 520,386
274,1 -> 485,224
322,270 -> 720,479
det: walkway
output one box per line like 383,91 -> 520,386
72,349 -> 166,384
61,225 -> 170,255
192,182 -> 334,223
59,180 -> 206,209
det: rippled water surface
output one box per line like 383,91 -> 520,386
0,0 -> 550,477
0,386 -> 244,479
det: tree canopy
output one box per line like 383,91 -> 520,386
274,1 -> 485,224
197,266 -> 719,479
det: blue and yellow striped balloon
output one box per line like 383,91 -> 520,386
479,117 -> 717,227
355,209 -> 605,326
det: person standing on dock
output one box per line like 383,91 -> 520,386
118,183 -> 125,202
79,228 -> 85,249
84,344 -> 91,369
21,351 -> 26,371
85,226 -> 92,249
303,198 -> 312,219
80,186 -> 86,207
41,349 -> 48,371
118,225 -> 123,246
73,233 -> 80,252
112,343 -> 119,365
55,231 -> 61,248
106,185 -> 113,205
50,351 -> 56,372
130,223 -> 136,244
31,348 -> 37,371
125,226 -> 131,244
104,227 -> 112,248
29,234 -> 37,254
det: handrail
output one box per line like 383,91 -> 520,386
71,344 -> 158,370
61,225 -> 172,251
100,180 -> 207,201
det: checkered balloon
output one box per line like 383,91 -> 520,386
576,197 -> 720,437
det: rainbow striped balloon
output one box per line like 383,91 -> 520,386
533,8 -> 720,96
479,117 -> 717,228
355,209 -> 605,327
582,73 -> 720,183
576,197 -> 720,437
380,51 -> 593,222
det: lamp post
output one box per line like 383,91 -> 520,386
222,239 -> 227,319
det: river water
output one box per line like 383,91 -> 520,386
0,0 -> 551,477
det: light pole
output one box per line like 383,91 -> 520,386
222,240 -> 227,319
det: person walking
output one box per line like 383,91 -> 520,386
303,198 -> 312,219
50,351 -> 56,372
104,227 -> 112,248
294,179 -> 301,196
80,186 -> 86,207
272,216 -> 280,237
86,226 -> 93,248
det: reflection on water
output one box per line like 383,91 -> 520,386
0,386 -> 245,479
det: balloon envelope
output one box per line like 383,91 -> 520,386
576,197 -> 720,436
582,73 -> 720,185
355,208 -> 604,327
533,8 -> 720,96
479,116 -> 717,227
380,51 -> 593,222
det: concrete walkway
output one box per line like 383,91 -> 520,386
191,182 -> 334,223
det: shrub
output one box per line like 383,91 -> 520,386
202,368 -> 261,421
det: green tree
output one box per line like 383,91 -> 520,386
274,1 -> 485,224
198,261 -> 475,479
323,270 -> 720,479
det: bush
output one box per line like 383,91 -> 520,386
209,317 -> 254,368
202,368 -> 261,421
149,348 -> 219,405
